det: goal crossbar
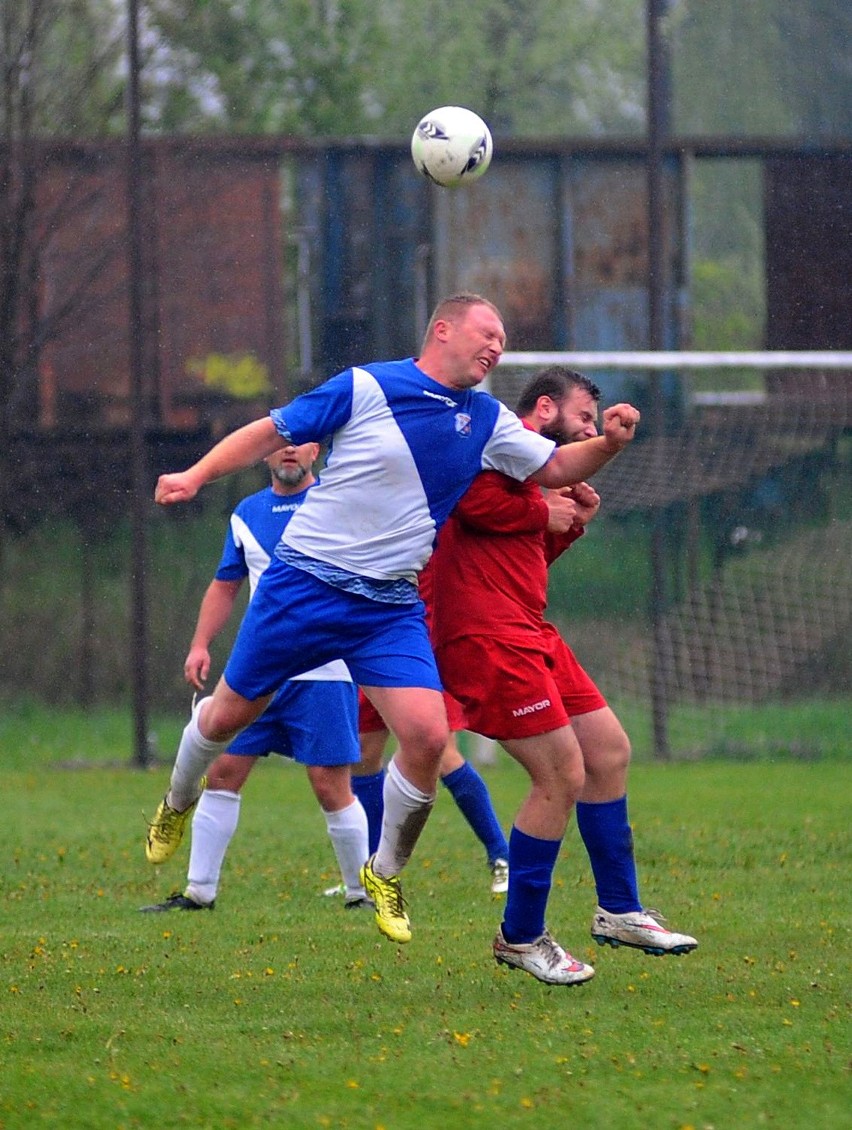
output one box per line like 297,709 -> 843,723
500,351 -> 852,369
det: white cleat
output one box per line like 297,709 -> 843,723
591,907 -> 698,956
490,858 -> 509,896
493,927 -> 595,985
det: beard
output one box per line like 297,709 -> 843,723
272,464 -> 309,487
540,423 -> 570,446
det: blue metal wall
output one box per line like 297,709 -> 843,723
291,144 -> 686,387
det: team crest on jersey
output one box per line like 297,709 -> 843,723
454,412 -> 472,436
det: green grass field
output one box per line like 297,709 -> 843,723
1,713 -> 849,1129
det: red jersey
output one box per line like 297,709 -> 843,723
428,470 -> 583,648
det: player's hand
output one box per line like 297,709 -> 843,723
184,646 -> 211,691
155,471 -> 199,505
564,481 -> 600,526
602,403 -> 640,450
545,490 -> 578,533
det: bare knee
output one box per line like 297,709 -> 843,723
589,730 -> 631,782
308,766 -> 354,812
556,759 -> 586,806
390,719 -> 448,796
200,682 -> 270,743
401,717 -> 449,761
206,753 -> 256,792
525,755 -> 585,811
574,710 -> 632,798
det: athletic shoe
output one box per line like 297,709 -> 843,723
591,907 -> 698,956
144,778 -> 206,864
360,855 -> 411,943
490,858 -> 509,895
344,895 -> 375,911
493,926 -> 595,986
138,891 -> 214,912
322,883 -> 346,897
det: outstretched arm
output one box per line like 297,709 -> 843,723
155,417 -> 284,505
531,403 -> 639,488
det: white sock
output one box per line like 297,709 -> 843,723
184,789 -> 241,905
168,697 -> 229,810
373,757 -> 435,878
323,798 -> 369,900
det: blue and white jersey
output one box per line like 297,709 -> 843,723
216,484 -> 351,683
270,358 -> 554,588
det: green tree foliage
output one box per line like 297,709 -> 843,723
372,0 -> 645,136
774,0 -> 852,135
142,1 -> 852,140
0,0 -> 124,138
136,1 -> 852,141
687,160 -> 766,354
143,0 -> 391,134
670,0 -> 852,136
142,0 -> 647,137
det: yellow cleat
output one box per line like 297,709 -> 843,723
360,855 -> 411,943
145,779 -> 205,864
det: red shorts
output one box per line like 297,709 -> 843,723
357,687 -> 467,733
435,623 -> 606,741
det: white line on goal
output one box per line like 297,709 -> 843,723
500,351 -> 852,369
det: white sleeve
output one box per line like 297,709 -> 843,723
481,401 -> 555,480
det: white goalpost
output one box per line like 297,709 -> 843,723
501,351 -> 852,369
472,349 -> 852,762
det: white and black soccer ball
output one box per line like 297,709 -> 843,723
410,106 -> 493,188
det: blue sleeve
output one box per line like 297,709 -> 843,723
270,370 -> 354,445
214,517 -> 247,582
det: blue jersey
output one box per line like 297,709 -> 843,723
216,484 -> 351,684
270,358 -> 554,588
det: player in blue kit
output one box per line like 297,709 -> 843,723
146,293 -> 640,955
142,443 -> 371,911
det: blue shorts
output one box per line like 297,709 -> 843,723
224,557 -> 442,701
227,679 -> 359,766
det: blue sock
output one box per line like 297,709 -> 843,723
501,825 -> 562,944
575,796 -> 641,914
351,769 -> 385,856
441,762 -> 509,864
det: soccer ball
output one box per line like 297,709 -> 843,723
410,106 -> 493,188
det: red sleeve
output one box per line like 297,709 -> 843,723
454,471 -> 549,534
544,523 -> 584,566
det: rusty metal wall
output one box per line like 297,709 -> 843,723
292,146 -> 686,384
19,138 -> 699,430
32,140 -> 285,433
29,138 -> 852,434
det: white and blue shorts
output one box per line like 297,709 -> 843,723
227,679 -> 359,766
224,557 -> 442,701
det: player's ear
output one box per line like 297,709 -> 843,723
538,395 -> 557,421
433,318 -> 452,342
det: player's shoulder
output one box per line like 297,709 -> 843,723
356,357 -> 418,381
231,486 -> 276,519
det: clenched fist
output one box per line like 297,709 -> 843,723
602,403 -> 640,450
155,471 -> 200,505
